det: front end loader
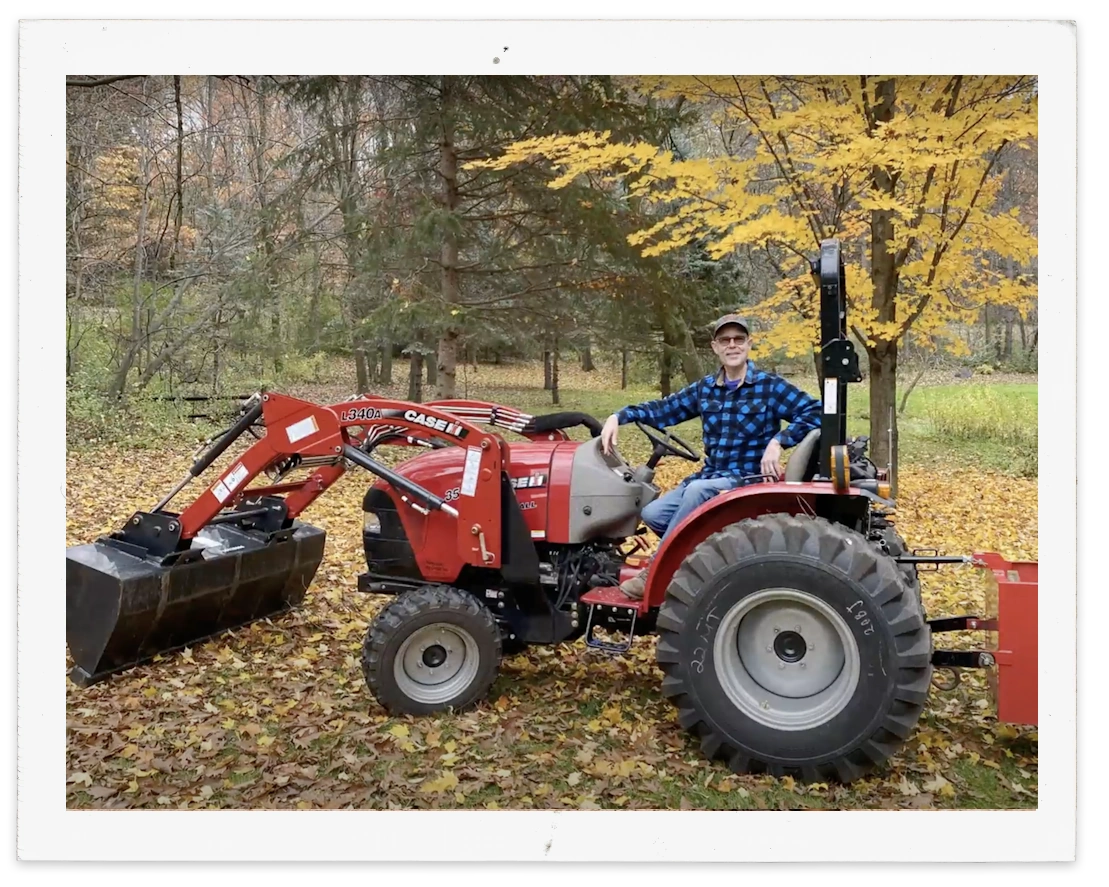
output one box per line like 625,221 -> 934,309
65,393 -> 512,685
66,239 -> 1037,784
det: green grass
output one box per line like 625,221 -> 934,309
68,354 -> 1038,479
948,757 -> 1038,809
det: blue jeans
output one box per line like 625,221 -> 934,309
641,476 -> 741,544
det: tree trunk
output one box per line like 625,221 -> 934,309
551,334 -> 560,405
1004,313 -> 1013,361
435,79 -> 460,400
621,348 -> 628,389
898,364 -> 928,416
109,101 -> 152,400
408,351 -> 424,402
353,333 -> 371,394
866,78 -> 901,489
869,345 -> 899,493
543,347 -> 553,390
658,302 -> 702,385
243,76 -> 283,378
379,345 -> 393,385
659,343 -> 673,398
581,342 -> 595,372
171,75 -> 184,272
426,355 -> 438,386
676,320 -> 703,385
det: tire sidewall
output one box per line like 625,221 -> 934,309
674,554 -> 900,765
368,591 -> 500,716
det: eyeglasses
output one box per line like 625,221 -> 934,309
715,335 -> 748,346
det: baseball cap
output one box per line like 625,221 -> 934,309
712,313 -> 750,338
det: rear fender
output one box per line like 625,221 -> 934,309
641,481 -> 870,610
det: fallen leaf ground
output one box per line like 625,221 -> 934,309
65,370 -> 1038,811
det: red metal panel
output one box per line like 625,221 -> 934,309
544,443 -> 579,544
977,553 -> 1038,725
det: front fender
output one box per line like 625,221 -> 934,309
642,481 -> 871,609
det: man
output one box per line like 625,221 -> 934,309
601,314 -> 822,599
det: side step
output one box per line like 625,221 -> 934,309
579,586 -> 643,653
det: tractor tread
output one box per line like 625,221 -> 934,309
655,513 -> 932,784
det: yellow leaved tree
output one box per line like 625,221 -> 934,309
469,76 -> 1038,481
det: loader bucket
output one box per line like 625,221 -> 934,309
66,521 -> 326,686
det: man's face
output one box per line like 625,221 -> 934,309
711,324 -> 750,369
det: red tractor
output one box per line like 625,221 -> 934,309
66,240 -> 1037,783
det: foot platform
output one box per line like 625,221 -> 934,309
579,586 -> 643,653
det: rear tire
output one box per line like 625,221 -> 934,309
656,514 -> 931,783
362,585 -> 501,716
877,527 -> 921,602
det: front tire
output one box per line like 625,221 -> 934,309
362,585 -> 501,716
656,514 -> 931,783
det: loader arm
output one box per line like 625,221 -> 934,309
173,393 -> 510,569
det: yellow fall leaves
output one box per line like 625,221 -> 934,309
470,76 -> 1037,361
419,771 -> 459,794
65,412 -> 1037,810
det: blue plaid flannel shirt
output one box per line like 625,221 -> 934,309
617,361 -> 822,483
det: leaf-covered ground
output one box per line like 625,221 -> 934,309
65,435 -> 1038,810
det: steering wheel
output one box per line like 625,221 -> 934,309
635,422 -> 701,463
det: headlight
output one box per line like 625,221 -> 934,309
363,512 -> 382,534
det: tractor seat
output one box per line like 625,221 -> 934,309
784,428 -> 821,482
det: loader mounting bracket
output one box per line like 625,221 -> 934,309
116,511 -> 184,558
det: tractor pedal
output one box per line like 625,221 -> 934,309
580,588 -> 640,654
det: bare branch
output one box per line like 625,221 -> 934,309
66,75 -> 145,88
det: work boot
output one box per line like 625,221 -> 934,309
619,570 -> 647,600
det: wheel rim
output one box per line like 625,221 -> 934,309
394,622 -> 481,705
713,587 -> 860,731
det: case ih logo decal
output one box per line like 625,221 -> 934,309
510,473 -> 547,490
402,410 -> 468,438
357,407 -> 471,438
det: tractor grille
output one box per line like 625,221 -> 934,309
362,488 -> 422,581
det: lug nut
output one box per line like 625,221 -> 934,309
766,645 -> 773,652
773,627 -> 780,634
795,625 -> 802,632
779,662 -> 786,669
799,662 -> 807,669
808,642 -> 815,650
